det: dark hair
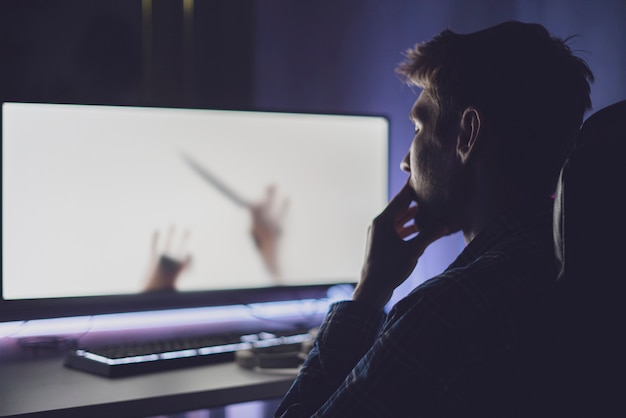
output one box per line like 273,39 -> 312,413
397,21 -> 594,197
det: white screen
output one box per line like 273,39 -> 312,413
2,103 -> 388,299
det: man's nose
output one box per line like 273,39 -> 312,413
400,153 -> 410,173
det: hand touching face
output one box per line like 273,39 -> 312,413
353,181 -> 449,310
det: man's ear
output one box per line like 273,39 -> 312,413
457,107 -> 483,164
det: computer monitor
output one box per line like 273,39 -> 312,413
1,102 -> 388,321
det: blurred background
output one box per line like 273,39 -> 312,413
1,0 -> 625,302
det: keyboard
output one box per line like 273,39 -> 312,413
64,328 -> 313,378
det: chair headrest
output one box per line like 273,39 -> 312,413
554,99 -> 626,286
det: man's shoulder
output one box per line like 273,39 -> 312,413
390,236 -> 556,329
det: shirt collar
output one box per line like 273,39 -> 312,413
448,199 -> 555,270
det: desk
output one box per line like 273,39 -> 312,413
0,303 -> 327,417
0,354 -> 295,417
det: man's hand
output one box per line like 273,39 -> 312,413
353,181 -> 448,310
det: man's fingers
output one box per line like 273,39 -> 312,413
382,181 -> 416,216
396,204 -> 418,226
397,223 -> 419,240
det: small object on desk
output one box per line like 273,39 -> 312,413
64,329 -> 313,378
235,326 -> 318,371
235,341 -> 308,370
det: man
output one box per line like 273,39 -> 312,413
275,21 -> 593,417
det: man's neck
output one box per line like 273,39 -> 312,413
461,175 -> 536,244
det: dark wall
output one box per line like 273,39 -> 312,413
0,0 -> 254,108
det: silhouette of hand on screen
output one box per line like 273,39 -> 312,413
143,227 -> 192,292
250,185 -> 289,284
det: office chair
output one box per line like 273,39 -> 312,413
553,99 -> 626,416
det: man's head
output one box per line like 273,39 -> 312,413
396,21 -> 594,233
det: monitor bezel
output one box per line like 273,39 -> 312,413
0,283 -> 355,322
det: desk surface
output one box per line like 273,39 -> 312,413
0,353 -> 295,417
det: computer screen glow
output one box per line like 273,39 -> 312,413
2,103 -> 388,300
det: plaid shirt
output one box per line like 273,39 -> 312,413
276,202 -> 556,417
